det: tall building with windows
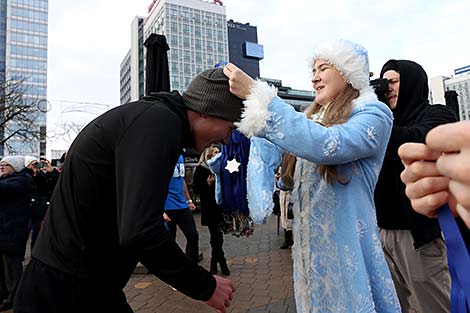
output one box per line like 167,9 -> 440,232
430,65 -> 470,121
0,0 -> 48,156
120,16 -> 145,104
120,0 -> 228,104
227,19 -> 263,78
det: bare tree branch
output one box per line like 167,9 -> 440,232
1,74 -> 45,155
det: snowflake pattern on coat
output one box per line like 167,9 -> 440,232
246,92 -> 401,312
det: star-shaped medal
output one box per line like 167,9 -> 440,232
225,158 -> 240,173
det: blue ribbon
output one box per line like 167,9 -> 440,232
437,205 -> 470,313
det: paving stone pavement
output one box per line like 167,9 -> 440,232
124,213 -> 297,313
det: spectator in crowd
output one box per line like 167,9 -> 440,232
193,145 -> 230,276
223,40 -> 401,312
163,154 -> 203,264
277,153 -> 296,250
14,68 -> 239,313
0,156 -> 33,311
374,60 -> 457,312
24,156 -> 60,249
56,152 -> 67,172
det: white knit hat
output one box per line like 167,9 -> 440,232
311,39 -> 372,95
1,156 -> 25,172
24,155 -> 38,168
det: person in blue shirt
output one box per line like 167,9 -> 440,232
223,39 -> 401,312
164,154 -> 202,263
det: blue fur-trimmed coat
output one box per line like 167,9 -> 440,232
239,81 -> 401,313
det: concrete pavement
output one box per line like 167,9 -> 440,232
124,214 -> 297,313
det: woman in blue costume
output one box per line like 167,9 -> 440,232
223,39 -> 401,312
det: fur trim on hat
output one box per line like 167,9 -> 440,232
235,80 -> 278,138
312,39 -> 370,94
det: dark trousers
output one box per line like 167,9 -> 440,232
14,258 -> 133,313
207,223 -> 225,261
0,254 -> 23,305
166,209 -> 200,262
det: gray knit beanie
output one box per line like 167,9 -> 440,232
1,155 -> 25,172
182,68 -> 243,122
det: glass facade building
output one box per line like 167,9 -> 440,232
121,0 -> 228,103
145,0 -> 228,93
431,69 -> 470,121
445,73 -> 470,121
227,19 -> 263,79
1,0 -> 48,156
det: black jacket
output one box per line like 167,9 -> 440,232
33,92 -> 216,301
0,169 -> 33,255
374,60 -> 458,249
28,168 -> 60,219
193,165 -> 223,226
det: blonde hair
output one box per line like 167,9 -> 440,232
280,153 -> 297,190
284,83 -> 359,184
198,144 -> 220,165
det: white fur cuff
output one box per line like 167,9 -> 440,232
235,80 -> 278,137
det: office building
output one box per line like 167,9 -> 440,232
431,65 -> 470,120
1,0 -> 48,156
227,19 -> 263,78
121,0 -> 229,104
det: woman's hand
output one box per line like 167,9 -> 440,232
207,174 -> 215,187
223,63 -> 255,100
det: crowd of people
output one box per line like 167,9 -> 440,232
0,38 -> 468,313
0,155 -> 61,311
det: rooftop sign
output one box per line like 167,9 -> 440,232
455,65 -> 470,75
148,0 -> 159,13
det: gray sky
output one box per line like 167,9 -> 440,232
46,0 -> 470,153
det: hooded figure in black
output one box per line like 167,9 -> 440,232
374,60 -> 457,313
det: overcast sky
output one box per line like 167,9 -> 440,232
46,0 -> 470,153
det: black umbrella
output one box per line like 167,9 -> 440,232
144,33 -> 170,94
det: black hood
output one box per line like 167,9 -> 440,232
145,91 -> 191,147
380,60 -> 430,126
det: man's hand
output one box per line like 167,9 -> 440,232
398,142 -> 451,218
205,275 -> 235,313
163,213 -> 171,222
188,201 -> 196,211
43,159 -> 53,172
223,63 -> 255,100
426,121 -> 470,227
398,121 -> 470,228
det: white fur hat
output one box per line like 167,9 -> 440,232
24,155 -> 38,167
1,155 -> 25,172
311,39 -> 371,94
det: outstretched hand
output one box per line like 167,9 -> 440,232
399,142 -> 453,218
205,275 -> 236,313
399,121 -> 470,227
223,63 -> 255,100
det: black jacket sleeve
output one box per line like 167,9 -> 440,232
192,166 -> 206,196
114,105 -> 216,301
388,104 -> 458,153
